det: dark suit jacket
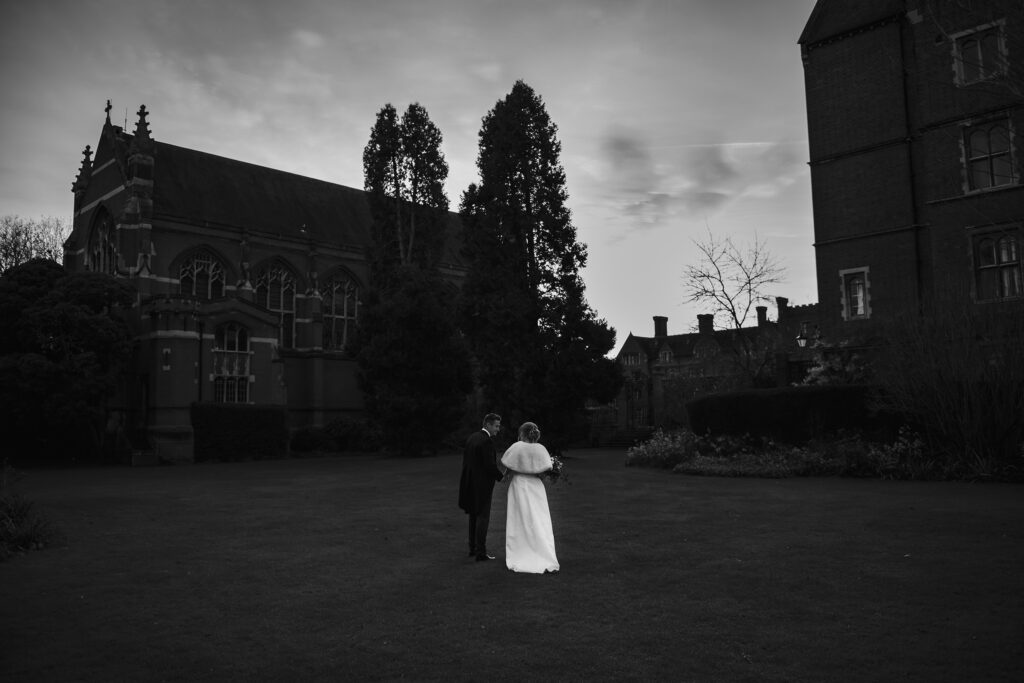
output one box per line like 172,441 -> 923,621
458,429 -> 502,514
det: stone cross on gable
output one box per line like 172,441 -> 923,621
105,99 -> 112,122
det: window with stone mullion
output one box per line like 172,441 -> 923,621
976,233 -> 1022,301
967,123 -> 1013,190
256,265 -> 296,348
322,276 -> 359,351
179,252 -> 224,299
213,323 -> 251,404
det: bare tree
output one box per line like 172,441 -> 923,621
1,215 -> 70,273
683,229 -> 785,330
682,229 -> 786,384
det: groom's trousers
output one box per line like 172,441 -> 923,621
468,492 -> 494,557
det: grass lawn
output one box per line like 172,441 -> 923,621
1,448 -> 1022,682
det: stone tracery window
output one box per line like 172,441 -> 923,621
255,263 -> 296,349
321,271 -> 360,351
179,251 -> 225,300
87,213 -> 118,275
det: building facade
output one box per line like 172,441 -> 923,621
609,298 -> 819,439
608,1 -> 1022,442
799,0 -> 1023,342
64,103 -> 465,462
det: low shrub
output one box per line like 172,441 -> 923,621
1,461 -> 61,561
625,426 -> 1018,481
625,429 -> 696,468
674,441 -> 837,478
864,426 -> 946,481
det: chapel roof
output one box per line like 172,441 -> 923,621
96,120 -> 465,267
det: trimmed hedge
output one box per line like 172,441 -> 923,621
191,403 -> 290,462
686,385 -> 897,444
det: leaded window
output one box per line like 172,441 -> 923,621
840,267 -> 871,321
213,323 -> 251,404
975,230 -> 1022,301
87,214 -> 118,275
955,24 -> 1005,85
179,251 -> 225,300
322,272 -> 360,351
255,264 -> 296,349
965,120 -> 1015,191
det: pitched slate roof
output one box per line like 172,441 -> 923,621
619,325 -> 769,363
101,124 -> 465,267
798,0 -> 904,46
153,141 -> 376,248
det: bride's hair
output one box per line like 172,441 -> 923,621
518,422 -> 541,443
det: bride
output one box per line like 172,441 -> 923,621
500,422 -> 560,574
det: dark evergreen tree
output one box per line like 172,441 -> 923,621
362,103 -> 449,283
356,265 -> 472,456
0,259 -> 134,463
359,103 -> 471,455
460,81 -> 622,451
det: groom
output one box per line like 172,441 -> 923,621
458,413 -> 504,562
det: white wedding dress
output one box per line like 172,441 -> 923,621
501,442 -> 560,574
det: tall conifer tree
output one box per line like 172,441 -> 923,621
460,81 -> 621,449
359,103 -> 470,455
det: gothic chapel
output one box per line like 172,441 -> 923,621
64,103 -> 466,462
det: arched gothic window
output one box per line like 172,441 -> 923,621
255,263 -> 296,349
213,323 -> 251,403
322,272 -> 360,351
179,251 -> 225,300
87,213 -> 118,275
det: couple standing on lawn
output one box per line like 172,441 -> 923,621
458,413 -> 560,574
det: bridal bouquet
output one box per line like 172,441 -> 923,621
545,454 -> 570,485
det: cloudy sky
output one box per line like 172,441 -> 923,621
0,0 -> 818,353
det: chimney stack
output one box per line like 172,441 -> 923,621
653,316 -> 668,337
697,314 -> 714,335
756,306 -> 768,327
776,296 -> 789,322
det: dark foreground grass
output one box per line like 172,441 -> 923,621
1,449 -> 1022,682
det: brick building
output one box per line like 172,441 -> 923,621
799,0 -> 1023,342
64,103 -> 465,462
608,298 -> 819,438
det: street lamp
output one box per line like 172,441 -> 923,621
796,322 -> 809,348
796,322 -> 819,348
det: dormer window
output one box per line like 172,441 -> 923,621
658,349 -> 672,363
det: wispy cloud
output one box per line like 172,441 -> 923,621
582,128 -> 807,241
